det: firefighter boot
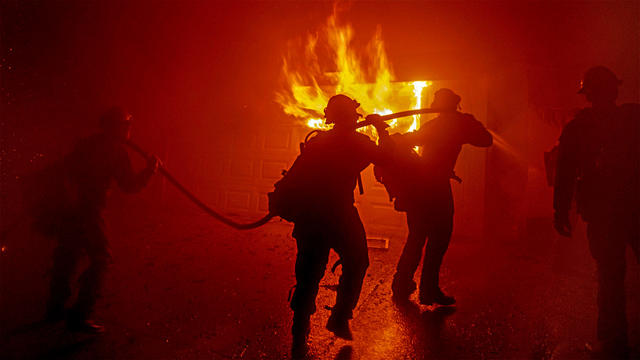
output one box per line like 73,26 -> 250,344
67,310 -> 105,334
326,312 -> 353,340
391,276 -> 417,303
419,287 -> 456,306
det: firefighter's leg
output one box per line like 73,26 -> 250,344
327,210 -> 368,340
393,210 -> 429,297
332,211 -> 369,320
587,221 -> 628,353
69,221 -> 111,324
290,235 -> 330,317
419,213 -> 454,305
47,236 -> 81,321
290,231 -> 330,353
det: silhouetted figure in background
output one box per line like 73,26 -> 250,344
45,107 -> 158,333
285,95 -> 388,357
554,66 -> 639,357
374,89 -> 492,305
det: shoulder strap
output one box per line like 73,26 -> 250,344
299,129 -> 325,153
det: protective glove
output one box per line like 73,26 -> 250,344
366,114 -> 390,133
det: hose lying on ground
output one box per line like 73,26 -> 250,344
126,141 -> 274,230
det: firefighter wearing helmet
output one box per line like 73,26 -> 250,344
368,88 -> 492,306
323,94 -> 362,126
430,88 -> 462,111
554,67 -> 639,357
44,107 -> 159,333
288,94 -> 389,357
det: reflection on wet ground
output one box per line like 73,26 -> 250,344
2,210 -> 638,359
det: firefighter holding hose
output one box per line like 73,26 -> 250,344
369,88 -> 492,306
43,107 -> 159,333
282,94 -> 389,357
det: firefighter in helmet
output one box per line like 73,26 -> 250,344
288,94 -> 388,357
370,88 -> 492,306
554,66 -> 639,357
45,107 -> 159,333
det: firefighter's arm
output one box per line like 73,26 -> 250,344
553,126 -> 578,237
466,116 -> 493,147
115,150 -> 158,193
398,127 -> 425,147
364,113 -> 427,148
365,114 -> 395,165
365,114 -> 391,143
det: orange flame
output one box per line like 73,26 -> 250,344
276,12 -> 431,140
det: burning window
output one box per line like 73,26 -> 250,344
276,13 -> 432,141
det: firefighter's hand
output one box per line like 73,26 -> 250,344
366,114 -> 389,133
553,211 -> 572,237
147,155 -> 161,174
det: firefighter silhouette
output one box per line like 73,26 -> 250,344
554,66 -> 639,357
42,107 -> 159,333
283,95 -> 389,357
371,88 -> 492,306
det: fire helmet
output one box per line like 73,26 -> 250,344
99,106 -> 132,130
323,94 -> 361,124
431,88 -> 461,111
578,66 -> 621,94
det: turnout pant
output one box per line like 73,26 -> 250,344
586,212 -> 639,348
48,214 -> 111,320
394,209 -> 454,296
290,207 -> 369,320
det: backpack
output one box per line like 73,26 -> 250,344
268,130 -> 330,223
373,135 -> 423,212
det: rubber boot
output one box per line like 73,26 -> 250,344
326,312 -> 353,340
419,287 -> 455,306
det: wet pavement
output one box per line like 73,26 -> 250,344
1,201 -> 639,359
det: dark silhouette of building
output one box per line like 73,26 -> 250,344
554,66 -> 639,357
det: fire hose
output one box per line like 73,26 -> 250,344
1,107 -> 444,243
125,107 -> 445,229
355,107 -> 444,129
125,141 -> 275,230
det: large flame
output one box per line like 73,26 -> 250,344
276,13 -> 431,141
